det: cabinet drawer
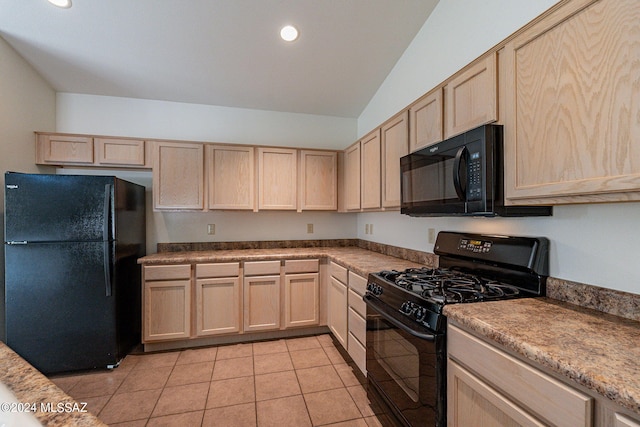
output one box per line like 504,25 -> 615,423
348,332 -> 367,376
348,306 -> 366,345
244,260 -> 281,276
348,289 -> 366,318
144,264 -> 191,281
348,271 -> 367,296
329,261 -> 348,284
285,259 -> 319,274
448,325 -> 592,427
196,262 -> 240,278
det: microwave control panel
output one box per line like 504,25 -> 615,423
467,151 -> 482,201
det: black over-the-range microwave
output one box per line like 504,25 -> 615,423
400,124 -> 552,217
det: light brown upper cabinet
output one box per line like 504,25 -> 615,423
36,132 -> 151,168
344,141 -> 361,211
445,52 -> 498,139
36,133 -> 94,165
298,150 -> 337,211
95,137 -> 146,167
409,88 -> 444,152
207,144 -> 255,210
152,141 -> 205,210
381,111 -> 409,208
257,147 -> 297,210
360,129 -> 382,210
502,0 -> 640,205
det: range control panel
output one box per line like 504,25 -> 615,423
458,238 -> 492,254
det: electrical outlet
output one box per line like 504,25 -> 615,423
207,224 -> 216,235
369,224 -> 373,234
307,223 -> 314,234
365,224 -> 370,234
428,228 -> 435,244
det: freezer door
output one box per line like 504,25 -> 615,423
4,173 -> 114,243
4,241 -> 117,374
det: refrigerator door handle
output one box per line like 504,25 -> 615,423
103,184 -> 113,297
103,184 -> 111,241
104,241 -> 112,297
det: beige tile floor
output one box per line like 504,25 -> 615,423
49,334 -> 385,426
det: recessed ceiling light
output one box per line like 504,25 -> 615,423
47,0 -> 72,8
280,25 -> 299,42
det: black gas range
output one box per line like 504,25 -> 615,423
364,231 -> 549,427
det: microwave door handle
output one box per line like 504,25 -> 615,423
453,146 -> 467,201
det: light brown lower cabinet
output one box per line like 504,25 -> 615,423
195,263 -> 241,336
447,324 -> 593,427
347,271 -> 367,376
283,273 -> 319,328
615,414 -> 640,427
328,262 -> 349,350
243,261 -> 282,332
141,258 -> 322,345
143,265 -> 191,342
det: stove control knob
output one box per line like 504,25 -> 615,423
367,283 -> 383,296
413,307 -> 425,321
400,302 -> 412,314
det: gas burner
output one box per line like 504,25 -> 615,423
387,267 -> 522,304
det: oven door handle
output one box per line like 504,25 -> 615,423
364,295 -> 437,342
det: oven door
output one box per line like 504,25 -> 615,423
364,295 -> 445,427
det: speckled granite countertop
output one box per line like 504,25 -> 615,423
138,246 -> 427,278
0,342 -> 106,426
444,298 -> 640,416
139,246 -> 640,416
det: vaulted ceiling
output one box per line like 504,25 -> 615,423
0,0 -> 439,118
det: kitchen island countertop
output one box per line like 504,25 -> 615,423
0,341 -> 106,426
444,297 -> 640,417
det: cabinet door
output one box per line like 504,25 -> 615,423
409,88 -> 444,152
243,275 -> 281,332
257,147 -> 297,210
299,150 -> 337,211
36,134 -> 94,165
328,276 -> 348,349
207,145 -> 255,210
344,142 -> 361,211
448,325 -> 592,427
381,111 -> 408,208
284,273 -> 319,328
195,277 -> 241,336
152,141 -> 205,210
448,360 -> 546,427
445,52 -> 497,138
615,414 -> 640,427
502,0 -> 640,205
95,138 -> 146,167
143,279 -> 191,342
360,129 -> 381,210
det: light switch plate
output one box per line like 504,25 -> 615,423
207,224 -> 216,235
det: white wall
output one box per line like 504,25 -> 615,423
0,36 -> 57,339
57,93 -> 355,150
356,0 -> 640,294
56,93 -> 358,253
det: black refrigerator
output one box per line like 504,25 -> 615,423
3,172 -> 146,374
